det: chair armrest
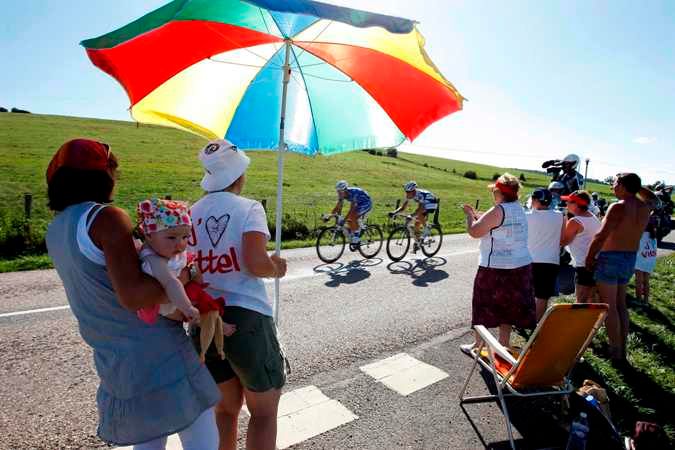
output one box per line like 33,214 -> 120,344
474,325 -> 518,366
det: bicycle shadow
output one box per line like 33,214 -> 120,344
386,257 -> 449,287
314,258 -> 384,288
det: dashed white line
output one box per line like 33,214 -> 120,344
0,305 -> 71,319
360,353 -> 449,396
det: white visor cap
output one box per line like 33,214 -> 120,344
199,139 -> 250,192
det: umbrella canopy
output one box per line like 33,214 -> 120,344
82,0 -> 464,322
82,0 -> 464,155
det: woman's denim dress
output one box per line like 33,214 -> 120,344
46,202 -> 220,445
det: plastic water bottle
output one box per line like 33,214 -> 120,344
585,394 -> 600,412
566,412 -> 589,450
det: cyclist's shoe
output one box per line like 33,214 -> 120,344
349,234 -> 361,252
388,211 -> 395,218
412,242 -> 419,254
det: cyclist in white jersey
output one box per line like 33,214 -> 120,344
389,181 -> 438,252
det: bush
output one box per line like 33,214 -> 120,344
519,173 -> 527,182
375,150 -> 384,156
368,149 -> 376,155
492,173 -> 500,181
424,163 -> 429,168
452,168 -> 457,174
463,170 -> 477,180
386,147 -> 398,158
0,210 -> 47,259
267,214 -> 311,241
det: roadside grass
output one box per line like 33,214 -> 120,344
550,255 -> 675,445
0,113 -> 613,271
0,254 -> 53,273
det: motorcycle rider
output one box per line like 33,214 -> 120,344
557,154 -> 585,195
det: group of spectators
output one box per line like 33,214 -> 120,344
46,138 -> 285,450
462,172 -> 657,362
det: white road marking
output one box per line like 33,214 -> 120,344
125,386 -> 357,450
275,385 -> 358,449
115,434 -> 181,449
1,248 -> 478,319
0,305 -> 70,318
360,353 -> 449,396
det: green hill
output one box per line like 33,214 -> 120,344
0,113 -> 612,269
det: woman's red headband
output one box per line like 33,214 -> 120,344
495,181 -> 518,196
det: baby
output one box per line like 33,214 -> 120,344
135,198 -> 235,361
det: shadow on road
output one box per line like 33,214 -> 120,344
386,257 -> 449,286
459,355 -> 625,450
313,258 -> 384,287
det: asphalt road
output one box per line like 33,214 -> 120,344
1,233 -> 673,449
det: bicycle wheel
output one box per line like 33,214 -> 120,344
386,226 -> 410,262
316,227 -> 345,263
421,224 -> 443,257
358,224 -> 383,259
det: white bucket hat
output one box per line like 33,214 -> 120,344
198,139 -> 250,192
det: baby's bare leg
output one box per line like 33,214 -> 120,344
200,312 -> 217,363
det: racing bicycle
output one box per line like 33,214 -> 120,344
315,214 -> 383,263
386,213 -> 443,261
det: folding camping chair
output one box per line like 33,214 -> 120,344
458,303 -> 609,450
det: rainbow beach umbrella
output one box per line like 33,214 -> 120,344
82,0 -> 464,321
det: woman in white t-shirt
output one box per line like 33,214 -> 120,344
188,140 -> 287,450
525,188 -> 565,320
560,191 -> 602,303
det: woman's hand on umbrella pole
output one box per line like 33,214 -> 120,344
271,255 -> 287,278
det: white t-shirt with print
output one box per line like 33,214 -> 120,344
188,192 -> 272,317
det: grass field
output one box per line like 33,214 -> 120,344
0,113 -> 613,269
570,255 -> 675,445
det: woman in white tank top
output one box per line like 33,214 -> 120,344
461,174 -> 535,353
561,191 -> 602,303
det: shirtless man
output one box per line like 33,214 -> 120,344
585,173 -> 655,361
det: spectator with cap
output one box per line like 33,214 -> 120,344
45,139 -> 221,449
526,188 -> 565,320
548,181 -> 565,210
461,173 -> 535,353
560,191 -> 602,303
188,139 -> 287,450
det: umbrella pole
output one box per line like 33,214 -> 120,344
274,40 -> 292,324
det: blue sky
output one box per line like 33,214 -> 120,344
2,0 -> 674,183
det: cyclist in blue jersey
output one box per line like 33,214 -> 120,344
327,180 -> 373,245
389,181 -> 438,252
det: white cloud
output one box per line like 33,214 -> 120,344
632,137 -> 656,145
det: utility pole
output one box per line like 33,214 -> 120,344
584,158 -> 590,188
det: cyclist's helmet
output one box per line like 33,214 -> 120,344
591,192 -> 599,200
404,181 -> 417,192
548,181 -> 565,191
335,180 -> 349,191
562,154 -> 581,169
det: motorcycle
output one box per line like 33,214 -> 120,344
649,182 -> 674,243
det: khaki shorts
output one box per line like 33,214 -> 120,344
191,306 -> 286,392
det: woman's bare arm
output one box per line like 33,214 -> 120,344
560,219 -> 583,247
89,206 -> 168,311
464,205 -> 503,238
242,231 -> 287,278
